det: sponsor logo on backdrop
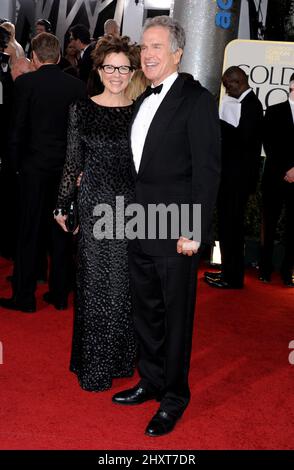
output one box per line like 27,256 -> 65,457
215,0 -> 234,30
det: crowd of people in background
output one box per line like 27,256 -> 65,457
0,13 -> 293,437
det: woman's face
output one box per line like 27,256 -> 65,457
99,52 -> 133,95
66,42 -> 77,56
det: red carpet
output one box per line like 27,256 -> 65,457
0,257 -> 293,450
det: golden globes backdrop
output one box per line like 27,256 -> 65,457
222,39 -> 294,110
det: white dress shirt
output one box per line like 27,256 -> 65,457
289,97 -> 294,123
131,72 -> 178,172
80,43 -> 91,59
219,88 -> 252,128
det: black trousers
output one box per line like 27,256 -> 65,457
217,182 -> 250,287
260,180 -> 294,278
128,240 -> 199,417
13,169 -> 72,306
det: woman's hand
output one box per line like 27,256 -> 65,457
55,214 -> 68,232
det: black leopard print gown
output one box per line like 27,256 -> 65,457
57,99 -> 136,391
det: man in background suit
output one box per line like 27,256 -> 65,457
69,24 -> 96,84
259,73 -> 294,287
205,66 -> 263,289
112,16 -> 221,436
0,33 -> 86,313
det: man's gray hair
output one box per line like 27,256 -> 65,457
143,16 -> 186,52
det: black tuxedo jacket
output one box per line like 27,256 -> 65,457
129,76 -> 221,256
262,100 -> 294,184
220,90 -> 263,193
78,42 -> 96,83
9,64 -> 86,173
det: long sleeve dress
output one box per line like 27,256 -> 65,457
57,98 -> 136,391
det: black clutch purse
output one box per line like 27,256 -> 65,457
65,198 -> 79,233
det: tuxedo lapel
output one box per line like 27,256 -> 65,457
283,101 -> 294,128
137,77 -> 184,178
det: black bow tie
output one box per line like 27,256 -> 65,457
145,84 -> 163,98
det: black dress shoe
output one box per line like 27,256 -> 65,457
43,292 -> 68,310
204,271 -> 223,280
0,297 -> 36,313
258,274 -> 271,283
204,271 -> 224,281
145,409 -> 180,437
283,278 -> 294,288
112,384 -> 158,405
204,277 -> 243,289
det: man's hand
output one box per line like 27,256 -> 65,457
55,214 -> 68,232
177,237 -> 200,256
284,167 -> 294,183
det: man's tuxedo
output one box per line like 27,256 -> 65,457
130,77 -> 221,256
128,75 -> 221,416
218,90 -> 263,286
260,100 -> 294,279
77,42 -> 96,83
9,65 -> 86,308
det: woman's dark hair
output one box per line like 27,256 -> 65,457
92,35 -> 140,71
0,25 -> 11,51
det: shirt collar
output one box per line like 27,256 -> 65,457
152,72 -> 178,94
238,88 -> 252,103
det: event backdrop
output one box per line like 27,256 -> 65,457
222,39 -> 294,109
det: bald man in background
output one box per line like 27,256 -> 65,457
104,19 -> 120,37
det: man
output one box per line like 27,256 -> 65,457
112,16 -> 221,437
104,19 -> 120,37
259,73 -> 294,287
35,19 -> 52,35
26,19 -> 52,58
205,66 -> 263,289
11,57 -> 34,81
69,24 -> 96,83
0,25 -> 14,259
0,32 -> 86,313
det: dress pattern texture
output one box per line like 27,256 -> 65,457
57,98 -> 136,391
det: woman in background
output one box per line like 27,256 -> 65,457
1,22 -> 24,65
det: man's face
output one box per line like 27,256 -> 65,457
140,26 -> 182,86
35,24 -> 46,35
222,73 -> 242,99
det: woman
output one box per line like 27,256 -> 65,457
126,68 -> 150,101
1,22 -> 25,65
64,40 -> 79,68
55,36 -> 140,391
